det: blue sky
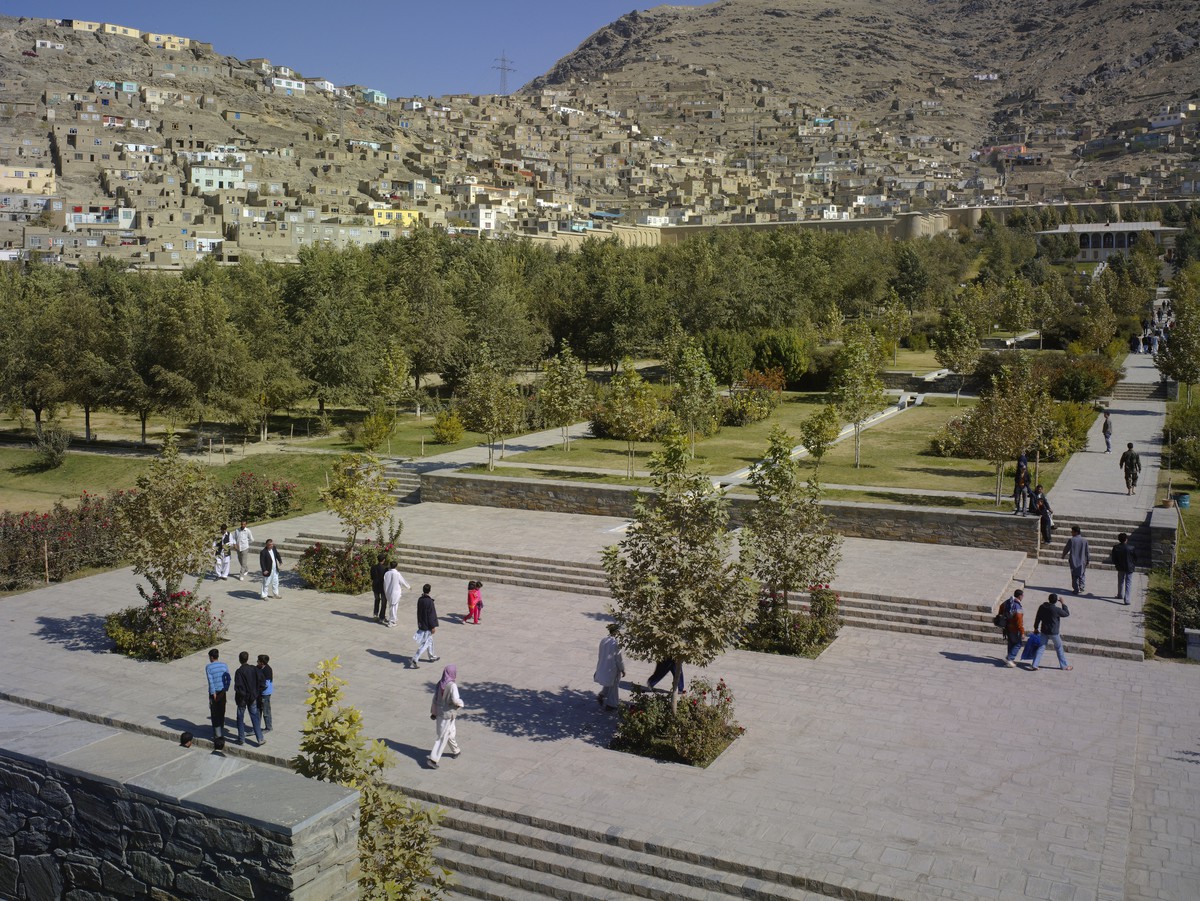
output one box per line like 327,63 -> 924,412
18,1 -> 709,97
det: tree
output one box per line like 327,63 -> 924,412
292,658 -> 447,901
752,328 -> 810,387
456,360 -> 525,470
117,435 -> 226,599
797,403 -> 841,475
742,427 -> 842,603
700,329 -> 755,388
602,361 -> 663,478
321,454 -> 399,548
1157,263 -> 1200,403
602,435 -> 758,713
0,266 -> 71,437
891,243 -> 930,311
668,337 -> 720,458
1079,290 -> 1118,355
879,291 -> 912,365
539,342 -> 591,451
829,324 -> 886,468
934,306 -> 982,404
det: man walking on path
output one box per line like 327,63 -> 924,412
234,521 -> 254,580
260,539 -> 282,599
384,561 -> 411,628
1062,525 -> 1090,594
205,648 -> 230,742
594,624 -> 626,708
413,584 -> 440,668
1111,532 -> 1138,605
233,650 -> 266,746
1031,594 -> 1072,672
1119,442 -> 1142,495
370,553 -> 389,623
998,590 -> 1025,668
1102,412 -> 1113,453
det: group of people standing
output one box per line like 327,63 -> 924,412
997,589 -> 1072,671
204,648 -> 273,748
211,521 -> 283,600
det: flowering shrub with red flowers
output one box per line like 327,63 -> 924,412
224,471 -> 298,522
739,584 -> 842,657
296,540 -> 388,595
105,589 -> 226,661
612,677 -> 743,767
0,490 -> 132,591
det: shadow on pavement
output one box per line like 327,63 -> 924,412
940,651 -> 1005,666
35,613 -> 113,654
381,738 -> 433,766
461,681 -> 616,746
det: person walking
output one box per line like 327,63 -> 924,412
213,526 -> 233,581
1119,443 -> 1142,495
1030,593 -> 1072,672
260,539 -> 283,600
593,624 -> 626,708
1101,412 -> 1113,454
997,589 -> 1026,668
426,664 -> 464,769
234,521 -> 254,580
383,561 -> 411,628
370,553 -> 389,623
233,650 -> 266,745
1111,532 -> 1138,605
205,648 -> 230,742
465,580 -> 483,625
1012,454 -> 1031,515
647,659 -> 685,693
1031,485 -> 1054,544
413,583 -> 440,668
1061,525 -> 1090,595
257,654 -> 274,733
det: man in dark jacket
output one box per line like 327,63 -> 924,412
998,590 -> 1025,668
370,553 -> 389,623
260,539 -> 283,600
1031,594 -> 1072,672
1111,532 -> 1138,605
233,650 -> 266,745
412,584 -> 440,669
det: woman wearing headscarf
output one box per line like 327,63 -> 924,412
426,665 -> 464,769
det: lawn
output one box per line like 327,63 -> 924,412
883,349 -> 943,373
282,411 -> 487,458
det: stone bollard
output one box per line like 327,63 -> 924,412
1187,629 -> 1200,662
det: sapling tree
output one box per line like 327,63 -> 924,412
539,341 -> 591,451
829,323 -> 886,467
321,453 -> 399,548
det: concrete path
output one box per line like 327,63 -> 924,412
1050,353 -> 1165,521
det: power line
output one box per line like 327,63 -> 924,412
492,51 -> 516,95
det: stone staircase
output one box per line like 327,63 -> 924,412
1108,381 -> 1171,401
276,533 -> 610,597
385,464 -> 423,505
1035,514 -> 1151,573
410,795 -> 846,901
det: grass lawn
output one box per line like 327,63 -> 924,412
284,411 -> 487,458
883,349 -> 943,372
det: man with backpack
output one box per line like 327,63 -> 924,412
995,589 -> 1025,668
1119,442 -> 1142,495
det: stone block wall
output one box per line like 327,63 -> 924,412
421,471 -> 1038,554
1148,505 -> 1179,570
0,702 -> 359,901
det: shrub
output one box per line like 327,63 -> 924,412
430,410 -> 464,444
904,332 -> 931,353
0,491 -> 130,591
739,586 -> 842,656
611,677 -> 743,767
1048,355 -> 1119,402
929,414 -> 978,458
105,588 -> 226,661
1171,436 -> 1200,485
344,407 -> 397,451
296,541 -> 373,594
224,471 -> 298,522
1166,403 -> 1200,444
1170,559 -> 1200,636
31,425 -> 72,469
722,367 -> 785,426
1046,402 -> 1096,457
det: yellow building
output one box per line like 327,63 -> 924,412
0,165 -> 57,195
372,209 -> 420,228
68,20 -> 100,32
101,23 -> 141,39
142,32 -> 190,50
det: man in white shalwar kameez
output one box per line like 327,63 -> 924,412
593,624 -> 625,709
426,665 -> 463,769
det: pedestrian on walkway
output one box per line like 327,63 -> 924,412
212,526 -> 233,581
370,553 -> 389,623
426,664 -> 463,769
647,659 -> 685,693
260,539 -> 283,599
997,589 -> 1025,667
1012,453 -> 1031,515
1030,593 -> 1072,672
234,521 -> 254,580
257,654 -> 274,732
233,650 -> 266,745
1119,443 -> 1142,495
1102,412 -> 1113,453
1031,485 -> 1054,544
1061,525 -> 1090,594
1111,532 -> 1138,605
205,648 -> 230,742
594,624 -> 626,708
465,579 -> 483,624
412,583 -> 440,668
384,560 -> 410,628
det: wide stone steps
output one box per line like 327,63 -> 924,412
432,805 -> 840,901
385,468 -> 422,505
1035,515 -> 1150,571
833,595 -> 1143,661
278,534 -> 610,597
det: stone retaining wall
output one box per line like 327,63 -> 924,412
1148,506 -> 1180,570
0,702 -> 359,901
421,471 -> 1038,554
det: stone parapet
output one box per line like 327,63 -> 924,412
1148,505 -> 1180,570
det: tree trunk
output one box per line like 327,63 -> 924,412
140,410 -> 149,445
318,396 -> 326,415
84,404 -> 92,443
994,462 -> 1004,505
32,407 -> 43,439
853,423 -> 862,467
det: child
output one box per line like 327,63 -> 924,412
466,580 -> 483,624
257,654 -> 274,732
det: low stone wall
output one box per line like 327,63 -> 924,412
422,471 -> 1038,554
1149,505 -> 1180,570
0,701 -> 359,901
